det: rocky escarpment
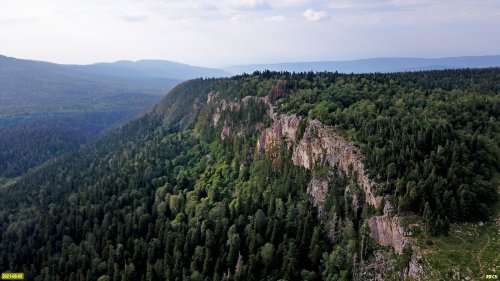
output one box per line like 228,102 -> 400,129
255,112 -> 421,272
307,178 -> 329,217
206,93 -> 268,140
206,92 -> 421,278
257,115 -> 383,209
367,203 -> 408,254
292,120 -> 384,209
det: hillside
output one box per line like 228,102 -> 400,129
0,55 -> 184,180
0,55 -> 182,118
0,69 -> 499,280
68,59 -> 231,80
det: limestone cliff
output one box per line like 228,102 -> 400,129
206,92 -> 421,278
206,93 -> 268,140
255,111 -> 421,278
368,214 -> 407,254
256,114 -> 383,209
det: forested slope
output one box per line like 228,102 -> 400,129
0,69 -> 498,280
0,55 -> 179,180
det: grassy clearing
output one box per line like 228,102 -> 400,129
0,177 -> 17,188
414,219 -> 499,280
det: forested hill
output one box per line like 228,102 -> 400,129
0,69 -> 499,280
0,54 -> 178,181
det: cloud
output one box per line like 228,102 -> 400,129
230,0 -> 271,10
195,2 -> 218,11
328,0 -> 431,13
0,16 -> 36,25
230,14 -> 246,22
120,15 -> 149,22
272,0 -> 311,7
303,9 -> 329,21
268,15 -> 285,22
175,17 -> 201,24
329,2 -> 354,10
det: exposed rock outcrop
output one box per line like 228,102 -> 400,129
212,112 -> 221,125
291,120 -> 383,208
256,114 -> 383,208
221,125 -> 231,140
257,114 -> 300,153
207,90 -> 421,279
307,178 -> 329,217
368,215 -> 407,254
256,112 -> 420,279
206,93 -> 269,140
407,252 -> 424,279
220,100 -> 241,111
207,91 -> 218,104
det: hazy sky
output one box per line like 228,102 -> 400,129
1,0 -> 499,67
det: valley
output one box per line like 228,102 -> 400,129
0,55 -> 227,181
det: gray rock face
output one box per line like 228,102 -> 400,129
256,114 -> 383,209
291,119 -> 383,209
257,114 -> 300,153
256,114 -> 417,258
307,178 -> 329,217
213,92 -> 421,279
407,252 -> 424,279
368,215 -> 407,254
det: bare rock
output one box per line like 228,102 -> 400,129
256,113 -> 411,257
221,125 -> 230,140
256,114 -> 300,153
291,120 -> 383,208
212,112 -> 221,126
407,252 -> 424,279
307,178 -> 329,217
368,215 -> 407,254
207,91 -> 218,103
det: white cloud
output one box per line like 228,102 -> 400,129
175,17 -> 201,24
121,15 -> 149,22
303,9 -> 329,21
272,0 -> 311,7
329,2 -> 353,10
268,15 -> 285,22
230,0 -> 271,10
195,2 -> 218,11
229,14 -> 246,22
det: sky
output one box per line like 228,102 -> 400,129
0,0 -> 499,67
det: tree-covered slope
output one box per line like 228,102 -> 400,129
0,55 -> 180,179
0,69 -> 498,280
278,69 -> 500,228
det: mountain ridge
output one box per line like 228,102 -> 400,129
4,54 -> 500,77
67,59 -> 232,80
225,55 -> 500,74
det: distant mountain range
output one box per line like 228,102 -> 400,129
68,59 -> 231,80
0,54 -> 236,116
224,55 -> 500,74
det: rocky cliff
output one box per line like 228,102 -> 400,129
256,114 -> 383,209
257,113 -> 424,279
368,214 -> 407,254
208,92 -> 421,278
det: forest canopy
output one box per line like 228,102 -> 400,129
0,68 -> 498,280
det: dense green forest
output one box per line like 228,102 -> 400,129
0,69 -> 498,280
277,69 -> 500,231
0,111 -> 137,179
